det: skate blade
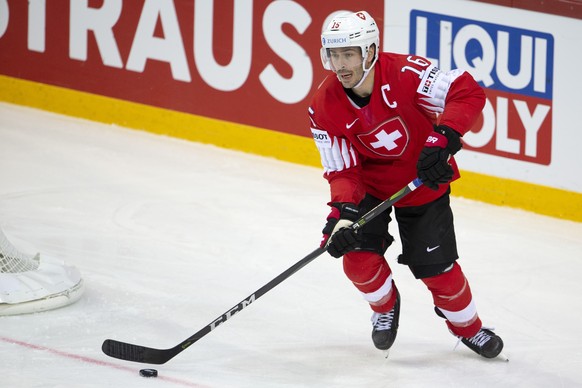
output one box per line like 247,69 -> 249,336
497,351 -> 509,362
383,349 -> 390,359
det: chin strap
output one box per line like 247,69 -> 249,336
350,68 -> 372,89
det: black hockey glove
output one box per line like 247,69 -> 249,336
320,203 -> 361,258
416,125 -> 463,190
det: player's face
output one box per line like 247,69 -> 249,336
329,47 -> 364,89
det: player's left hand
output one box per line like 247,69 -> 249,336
417,125 -> 462,190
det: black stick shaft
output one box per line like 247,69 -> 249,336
102,178 -> 423,364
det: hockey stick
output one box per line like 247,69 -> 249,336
102,178 -> 423,364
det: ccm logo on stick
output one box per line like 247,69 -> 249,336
209,294 -> 256,331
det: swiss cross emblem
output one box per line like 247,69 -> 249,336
356,117 -> 409,157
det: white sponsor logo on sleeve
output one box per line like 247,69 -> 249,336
311,128 -> 332,148
417,65 -> 442,97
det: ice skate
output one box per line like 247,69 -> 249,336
459,327 -> 505,359
434,307 -> 507,360
371,291 -> 400,353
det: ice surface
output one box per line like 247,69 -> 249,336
1,102 -> 581,387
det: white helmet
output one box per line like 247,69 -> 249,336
320,11 -> 380,75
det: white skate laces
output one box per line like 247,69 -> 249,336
371,310 -> 395,331
454,326 -> 495,350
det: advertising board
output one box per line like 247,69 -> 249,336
0,0 -> 580,220
385,0 -> 580,194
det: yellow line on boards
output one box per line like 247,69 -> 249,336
1,75 -> 579,222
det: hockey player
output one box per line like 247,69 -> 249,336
309,10 -> 504,358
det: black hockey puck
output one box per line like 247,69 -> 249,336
139,368 -> 158,378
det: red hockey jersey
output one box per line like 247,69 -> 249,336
308,53 -> 485,207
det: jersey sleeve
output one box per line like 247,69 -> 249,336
412,58 -> 486,135
308,106 -> 366,204
437,71 -> 486,135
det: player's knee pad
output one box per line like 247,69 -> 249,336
343,250 -> 391,293
421,262 -> 472,308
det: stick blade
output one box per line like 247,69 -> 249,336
102,339 -> 171,365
